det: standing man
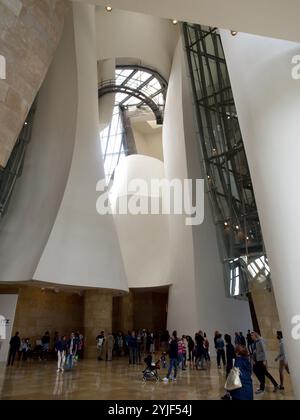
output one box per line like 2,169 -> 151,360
163,331 -> 178,382
252,331 -> 279,394
239,332 -> 246,347
7,332 -> 21,366
246,330 -> 254,355
275,331 -> 290,390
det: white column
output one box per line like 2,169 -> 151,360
221,30 -> 300,398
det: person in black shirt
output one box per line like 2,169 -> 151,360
221,334 -> 236,400
225,334 -> 236,376
163,331 -> 178,382
7,332 -> 21,366
239,332 -> 246,347
246,330 -> 254,354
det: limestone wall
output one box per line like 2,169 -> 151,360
0,284 -> 84,346
0,0 -> 68,167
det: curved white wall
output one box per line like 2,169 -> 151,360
0,9 -> 78,282
34,3 -> 128,292
163,37 -> 252,339
95,7 -> 179,79
221,30 -> 300,398
111,155 -> 170,289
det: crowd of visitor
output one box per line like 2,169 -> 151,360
7,326 -> 289,400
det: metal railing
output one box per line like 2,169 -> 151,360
0,101 -> 36,217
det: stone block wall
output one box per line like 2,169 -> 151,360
0,0 -> 69,167
0,284 -> 84,346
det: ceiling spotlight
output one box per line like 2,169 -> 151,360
230,30 -> 238,36
235,225 -> 239,230
105,6 -> 113,12
172,19 -> 178,25
246,236 -> 249,240
24,121 -> 28,125
224,222 -> 229,227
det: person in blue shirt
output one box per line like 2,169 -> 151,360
230,345 -> 253,400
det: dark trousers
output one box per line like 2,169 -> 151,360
253,361 -> 278,390
226,363 -> 233,377
167,358 -> 178,379
7,349 -> 17,366
129,348 -> 137,364
204,348 -> 210,361
217,349 -> 226,366
247,342 -> 254,355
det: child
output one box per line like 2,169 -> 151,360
161,352 -> 167,369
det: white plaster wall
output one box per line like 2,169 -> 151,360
95,7 -> 179,79
76,0 -> 300,43
110,155 -> 170,289
0,295 -> 18,362
132,127 -> 164,161
221,30 -> 300,398
0,9 -> 78,282
34,3 -> 128,292
163,37 -> 252,340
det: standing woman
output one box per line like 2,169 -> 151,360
55,336 -> 67,373
107,333 -> 115,362
230,346 -> 253,401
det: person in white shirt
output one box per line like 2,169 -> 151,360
96,331 -> 105,361
275,331 -> 290,390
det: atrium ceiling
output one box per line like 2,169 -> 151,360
74,0 -> 300,42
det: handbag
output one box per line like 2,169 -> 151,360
225,366 -> 242,391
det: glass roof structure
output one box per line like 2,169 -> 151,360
114,68 -> 166,108
99,66 -> 167,184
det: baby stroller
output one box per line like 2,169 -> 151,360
142,355 -> 160,382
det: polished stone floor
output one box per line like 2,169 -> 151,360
0,357 -> 294,400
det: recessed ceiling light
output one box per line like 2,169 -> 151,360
106,6 -> 113,12
230,30 -> 238,36
172,19 -> 178,25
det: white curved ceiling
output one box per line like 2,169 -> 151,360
74,0 -> 300,42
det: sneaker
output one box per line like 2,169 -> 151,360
278,386 -> 285,390
171,377 -> 177,381
255,389 -> 265,395
273,386 -> 279,392
163,377 -> 169,382
56,369 -> 61,373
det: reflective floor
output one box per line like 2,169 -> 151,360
0,358 -> 294,400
